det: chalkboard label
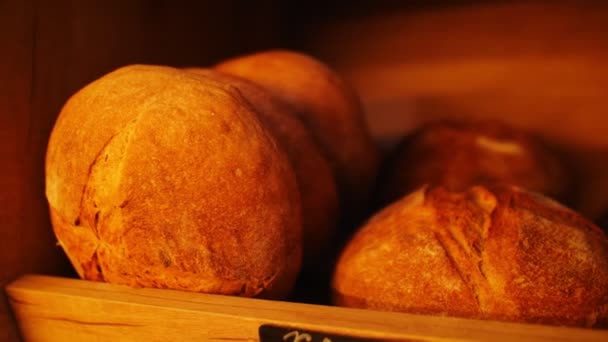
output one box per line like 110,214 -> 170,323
259,324 -> 418,342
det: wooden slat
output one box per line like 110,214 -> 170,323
6,275 -> 608,342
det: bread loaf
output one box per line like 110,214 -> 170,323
378,120 -> 569,206
46,65 -> 302,299
215,50 -> 379,218
333,185 -> 608,327
186,68 -> 339,266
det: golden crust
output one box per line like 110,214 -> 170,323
215,50 -> 379,216
46,65 -> 302,299
185,68 -> 339,266
333,185 -> 608,327
378,120 -> 570,206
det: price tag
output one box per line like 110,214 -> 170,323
258,324 -> 418,342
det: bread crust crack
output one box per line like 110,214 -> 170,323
433,231 -> 482,309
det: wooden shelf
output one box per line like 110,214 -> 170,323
5,275 -> 608,341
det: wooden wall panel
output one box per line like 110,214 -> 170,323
1,0 -> 37,339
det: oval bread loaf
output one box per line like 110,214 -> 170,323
378,121 -> 569,206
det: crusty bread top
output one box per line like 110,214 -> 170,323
334,185 -> 608,326
216,50 -> 379,215
46,65 -> 302,298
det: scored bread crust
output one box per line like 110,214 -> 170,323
333,185 -> 608,327
215,50 -> 379,216
46,64 -> 302,299
186,68 -> 339,266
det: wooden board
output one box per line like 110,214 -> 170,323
6,275 -> 608,342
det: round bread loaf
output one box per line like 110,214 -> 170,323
46,65 -> 302,299
215,50 -> 379,218
333,185 -> 608,327
378,120 -> 569,206
186,68 -> 339,266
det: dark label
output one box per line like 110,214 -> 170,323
258,324 -> 416,342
